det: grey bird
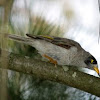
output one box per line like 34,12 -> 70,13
8,34 -> 99,76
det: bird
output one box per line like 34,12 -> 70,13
8,34 -> 99,76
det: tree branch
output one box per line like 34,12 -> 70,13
0,49 -> 100,97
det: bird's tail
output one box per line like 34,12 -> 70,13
7,34 -> 32,44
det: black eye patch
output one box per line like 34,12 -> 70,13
84,56 -> 97,65
90,56 -> 97,64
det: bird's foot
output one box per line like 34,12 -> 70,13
43,54 -> 57,67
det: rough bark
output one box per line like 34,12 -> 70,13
0,49 -> 100,97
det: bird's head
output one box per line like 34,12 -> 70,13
84,56 -> 99,76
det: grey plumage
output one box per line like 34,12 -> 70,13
8,34 -> 99,74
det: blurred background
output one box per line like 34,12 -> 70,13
0,0 -> 100,100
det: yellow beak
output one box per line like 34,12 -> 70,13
94,66 -> 99,75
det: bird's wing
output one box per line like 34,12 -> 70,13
26,34 -> 82,50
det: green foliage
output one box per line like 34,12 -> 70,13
8,72 -> 68,100
6,15 -> 66,100
30,16 -> 64,36
8,15 -> 64,57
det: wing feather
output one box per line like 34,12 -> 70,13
26,34 -> 81,50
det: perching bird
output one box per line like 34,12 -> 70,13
8,34 -> 99,76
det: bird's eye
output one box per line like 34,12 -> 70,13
91,59 -> 94,64
84,56 -> 97,65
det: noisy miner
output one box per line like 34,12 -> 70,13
8,34 -> 99,76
